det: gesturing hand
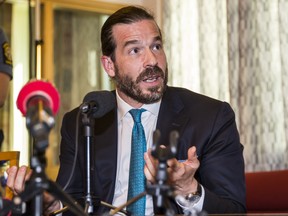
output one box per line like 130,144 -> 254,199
144,146 -> 200,195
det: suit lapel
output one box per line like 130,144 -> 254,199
157,87 -> 190,148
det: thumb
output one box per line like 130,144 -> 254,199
183,146 -> 200,169
187,146 -> 197,162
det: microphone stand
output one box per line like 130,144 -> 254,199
51,99 -> 128,216
146,130 -> 179,216
80,103 -> 100,215
0,107 -> 87,216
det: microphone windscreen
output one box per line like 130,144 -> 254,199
16,80 -> 60,116
83,91 -> 116,118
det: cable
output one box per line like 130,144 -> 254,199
62,110 -> 80,191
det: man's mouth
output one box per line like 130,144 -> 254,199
142,75 -> 160,83
137,66 -> 165,84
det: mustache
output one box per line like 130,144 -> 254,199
136,66 -> 165,83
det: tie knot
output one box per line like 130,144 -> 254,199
129,108 -> 146,123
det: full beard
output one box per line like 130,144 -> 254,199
113,65 -> 168,104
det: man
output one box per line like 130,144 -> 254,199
7,6 -> 246,215
0,27 -> 13,147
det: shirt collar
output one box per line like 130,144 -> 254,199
116,89 -> 161,120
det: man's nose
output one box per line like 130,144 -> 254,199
143,49 -> 158,67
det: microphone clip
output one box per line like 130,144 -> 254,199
80,101 -> 98,117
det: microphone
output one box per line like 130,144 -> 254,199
78,91 -> 116,214
16,80 -> 60,139
16,80 -> 60,116
80,91 -> 116,118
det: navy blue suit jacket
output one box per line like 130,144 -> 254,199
56,86 -> 246,215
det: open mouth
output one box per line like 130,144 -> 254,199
142,75 -> 161,83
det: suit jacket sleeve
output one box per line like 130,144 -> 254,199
56,108 -> 85,200
199,102 -> 246,213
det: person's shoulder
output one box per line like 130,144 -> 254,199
63,106 -> 80,118
0,27 -> 8,44
166,86 -> 223,104
0,27 -> 13,79
165,86 -> 235,119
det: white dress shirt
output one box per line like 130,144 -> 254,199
112,91 -> 160,215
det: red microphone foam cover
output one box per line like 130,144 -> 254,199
16,80 -> 60,116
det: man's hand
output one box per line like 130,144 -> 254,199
144,146 -> 200,195
6,165 -> 61,215
6,165 -> 32,196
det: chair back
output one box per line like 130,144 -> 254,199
246,170 -> 288,213
0,151 -> 20,199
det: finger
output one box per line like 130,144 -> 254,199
24,168 -> 33,182
166,160 -> 185,185
144,151 -> 157,177
184,146 -> 200,169
167,158 -> 182,171
6,166 -> 18,190
6,167 -> 11,175
14,165 -> 28,194
144,165 -> 155,183
187,146 -> 197,161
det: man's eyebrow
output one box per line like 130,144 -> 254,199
123,40 -> 140,48
154,36 -> 162,42
123,36 -> 163,48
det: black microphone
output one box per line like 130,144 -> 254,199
80,91 -> 116,118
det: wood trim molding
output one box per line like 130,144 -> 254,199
41,0 -> 124,79
41,0 -> 125,14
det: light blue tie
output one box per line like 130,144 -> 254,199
127,108 -> 146,215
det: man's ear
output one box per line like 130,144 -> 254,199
101,56 -> 115,77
